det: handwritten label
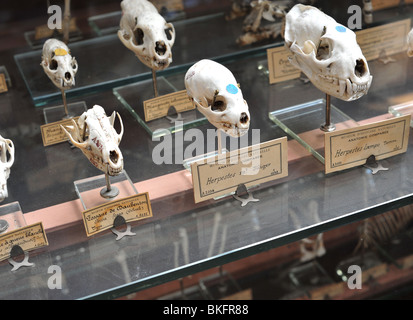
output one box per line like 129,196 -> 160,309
143,90 -> 195,122
267,46 -> 301,84
356,19 -> 411,61
82,193 -> 153,237
40,117 -> 80,147
324,115 -> 410,174
191,138 -> 288,203
0,73 -> 8,93
0,222 -> 48,262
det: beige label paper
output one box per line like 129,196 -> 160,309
40,117 -> 79,147
82,193 -> 153,237
356,19 -> 411,61
34,18 -> 78,40
0,222 -> 49,262
267,46 -> 301,84
191,137 -> 288,203
0,73 -> 8,93
371,0 -> 400,10
143,90 -> 195,122
325,115 -> 411,174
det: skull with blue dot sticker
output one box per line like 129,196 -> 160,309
284,4 -> 372,101
185,59 -> 250,137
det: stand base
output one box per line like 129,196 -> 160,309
269,99 -> 358,163
388,101 -> 413,127
113,77 -> 207,138
74,170 -> 137,210
43,101 -> 87,124
100,185 -> 120,199
0,202 -> 26,235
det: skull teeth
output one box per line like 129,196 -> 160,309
320,75 -> 369,98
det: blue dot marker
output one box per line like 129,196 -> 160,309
226,84 -> 238,94
336,25 -> 347,33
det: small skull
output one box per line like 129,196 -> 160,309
41,38 -> 78,90
284,4 -> 372,101
185,59 -> 250,138
118,0 -> 175,71
0,135 -> 14,202
61,105 -> 124,176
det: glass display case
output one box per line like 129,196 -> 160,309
0,0 -> 413,300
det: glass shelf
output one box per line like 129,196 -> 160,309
15,12 -> 276,107
2,2 -> 413,300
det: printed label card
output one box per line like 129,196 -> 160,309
191,137 -> 288,203
324,115 -> 410,174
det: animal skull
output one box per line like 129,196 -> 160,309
0,135 -> 14,202
41,38 -> 78,90
118,0 -> 175,71
185,59 -> 250,138
407,28 -> 413,57
284,4 -> 372,101
61,105 -> 124,176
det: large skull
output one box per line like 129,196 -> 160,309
118,0 -> 175,71
185,59 -> 250,138
41,38 -> 78,90
61,105 -> 124,176
0,135 -> 14,202
284,4 -> 372,101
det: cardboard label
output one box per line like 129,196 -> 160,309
40,117 -> 79,147
371,0 -> 400,10
0,73 -> 8,93
324,115 -> 410,174
191,137 -> 288,203
82,193 -> 153,237
34,18 -> 78,40
143,90 -> 195,122
267,46 -> 301,84
0,222 -> 48,262
356,19 -> 411,61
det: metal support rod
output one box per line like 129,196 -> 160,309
105,172 -> 112,192
63,0 -> 71,44
320,94 -> 335,132
325,93 -> 331,127
61,89 -> 69,117
152,69 -> 158,97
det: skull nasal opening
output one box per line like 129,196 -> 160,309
355,59 -> 367,77
110,150 -> 119,164
155,41 -> 167,56
65,72 -> 71,80
240,112 -> 249,124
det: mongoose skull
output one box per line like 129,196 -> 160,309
185,59 -> 250,138
41,38 -> 78,90
118,0 -> 175,71
284,4 -> 372,101
61,105 -> 124,176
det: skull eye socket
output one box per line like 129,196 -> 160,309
355,59 -> 367,77
211,100 -> 226,112
133,28 -> 144,46
316,40 -> 330,60
50,59 -> 58,70
164,27 -> 173,41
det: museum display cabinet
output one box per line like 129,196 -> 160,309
0,0 -> 413,300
